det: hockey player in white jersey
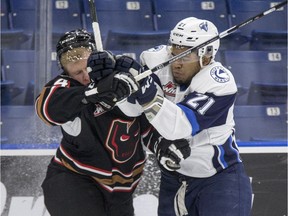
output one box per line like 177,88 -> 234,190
131,17 -> 253,216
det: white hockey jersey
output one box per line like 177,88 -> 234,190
140,45 -> 242,178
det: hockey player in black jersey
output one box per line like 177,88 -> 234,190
36,29 -> 191,216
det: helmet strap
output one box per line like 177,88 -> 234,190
199,46 -> 214,68
200,55 -> 213,69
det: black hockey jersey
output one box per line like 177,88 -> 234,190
35,74 -> 157,193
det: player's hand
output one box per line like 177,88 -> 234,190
131,76 -> 158,106
87,50 -> 116,82
155,138 -> 191,171
115,55 -> 143,77
84,71 -> 139,110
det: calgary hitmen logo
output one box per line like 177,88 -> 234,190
106,119 -> 140,163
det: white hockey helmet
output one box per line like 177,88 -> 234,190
170,17 -> 220,60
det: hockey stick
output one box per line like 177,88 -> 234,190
88,0 -> 103,51
134,0 -> 288,81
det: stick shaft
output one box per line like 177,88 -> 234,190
88,0 -> 103,51
135,0 -> 287,81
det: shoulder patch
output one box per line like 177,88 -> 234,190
210,66 -> 230,83
147,45 -> 165,52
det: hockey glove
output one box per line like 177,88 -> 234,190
115,55 -> 143,77
84,71 -> 138,110
133,76 -> 158,106
155,138 -> 191,171
87,50 -> 116,82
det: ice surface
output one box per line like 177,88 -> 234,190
134,194 -> 158,216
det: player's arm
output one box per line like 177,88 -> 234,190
35,71 -> 137,125
35,77 -> 90,126
140,115 -> 191,171
133,75 -> 237,140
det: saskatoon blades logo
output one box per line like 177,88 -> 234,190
199,21 -> 208,32
147,45 -> 165,52
210,66 -> 230,83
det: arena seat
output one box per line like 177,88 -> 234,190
153,0 -> 229,32
223,50 -> 287,105
247,82 -> 287,105
1,29 -> 29,49
52,0 -> 83,34
1,80 -> 20,105
234,105 -> 287,141
82,0 -> 155,42
227,0 -> 287,38
105,30 -> 170,61
9,0 -> 36,31
223,50 -> 287,86
1,0 -> 30,49
219,30 -> 250,51
1,50 -> 35,105
8,0 -> 37,49
250,30 -> 287,50
1,0 -> 10,30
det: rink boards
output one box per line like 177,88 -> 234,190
1,142 -> 287,216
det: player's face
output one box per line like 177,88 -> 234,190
62,49 -> 91,85
171,46 -> 201,85
65,59 -> 91,86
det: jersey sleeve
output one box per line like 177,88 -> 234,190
178,91 -> 237,135
146,61 -> 238,140
35,76 -> 88,126
139,114 -> 162,154
148,91 -> 236,140
140,45 -> 170,69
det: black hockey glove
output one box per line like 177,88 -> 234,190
84,71 -> 139,110
115,55 -> 143,77
87,50 -> 116,82
154,138 -> 191,171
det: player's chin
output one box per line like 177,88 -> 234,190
174,77 -> 187,85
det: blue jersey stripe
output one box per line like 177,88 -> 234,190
177,103 -> 200,136
217,145 -> 228,169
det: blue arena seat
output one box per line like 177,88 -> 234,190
227,0 -> 287,37
220,30 -> 250,51
52,0 -> 83,48
223,50 -> 287,105
1,29 -> 29,49
1,0 -> 30,49
8,0 -> 37,49
105,30 -> 170,61
234,105 -> 287,141
1,0 -> 10,30
153,0 -> 229,32
0,80 -> 22,105
52,0 -> 83,34
9,0 -> 37,31
250,30 -> 287,50
247,82 -> 287,105
82,0 -> 155,42
1,50 -> 35,105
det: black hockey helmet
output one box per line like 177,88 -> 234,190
56,29 -> 96,60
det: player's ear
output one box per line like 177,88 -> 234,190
202,55 -> 212,66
